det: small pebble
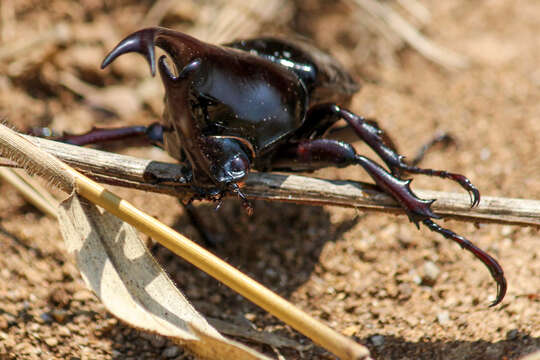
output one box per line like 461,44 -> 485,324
51,309 -> 68,323
398,283 -> 413,300
162,345 -> 181,358
405,316 -> 418,327
22,301 -> 31,311
0,316 -> 8,330
342,325 -> 360,336
423,261 -> 440,283
44,337 -> 58,347
369,334 -> 385,346
0,269 -> 10,278
58,326 -> 71,337
437,311 -> 450,325
40,313 -> 53,324
72,290 -> 95,302
150,335 -> 167,348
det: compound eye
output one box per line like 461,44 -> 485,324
227,155 -> 249,178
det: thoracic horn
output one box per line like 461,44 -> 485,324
101,27 -> 207,77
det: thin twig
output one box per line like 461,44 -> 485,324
396,0 -> 431,25
2,134 -> 538,228
0,168 -> 58,218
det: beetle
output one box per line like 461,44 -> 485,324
62,27 -> 506,306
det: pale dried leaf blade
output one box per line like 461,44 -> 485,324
57,193 -> 270,360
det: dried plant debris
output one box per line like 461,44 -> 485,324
58,194 -> 270,360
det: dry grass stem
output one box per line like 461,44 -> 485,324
396,0 -> 431,25
4,134 -> 539,228
0,168 -> 58,218
0,126 -> 74,193
352,0 -> 469,69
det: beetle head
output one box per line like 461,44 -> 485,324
205,136 -> 251,186
213,152 -> 250,185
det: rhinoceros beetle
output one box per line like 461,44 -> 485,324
61,27 -> 506,306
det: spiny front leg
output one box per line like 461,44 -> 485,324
266,138 -> 506,306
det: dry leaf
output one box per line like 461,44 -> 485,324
57,193 -> 271,360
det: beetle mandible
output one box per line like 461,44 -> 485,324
71,27 -> 506,306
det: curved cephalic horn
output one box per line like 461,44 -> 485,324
101,27 -> 205,77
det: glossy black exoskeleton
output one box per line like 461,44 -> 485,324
68,27 -> 506,305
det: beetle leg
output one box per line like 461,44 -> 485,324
30,122 -> 166,147
322,122 -> 454,166
264,138 -> 506,306
422,219 -> 506,306
410,132 -> 455,166
305,103 -> 480,207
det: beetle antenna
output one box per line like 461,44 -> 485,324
214,199 -> 223,211
229,183 -> 253,216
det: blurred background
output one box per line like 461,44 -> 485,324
0,0 -> 538,359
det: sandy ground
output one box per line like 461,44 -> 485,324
0,0 -> 538,359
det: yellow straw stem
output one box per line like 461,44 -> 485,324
63,167 -> 370,360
